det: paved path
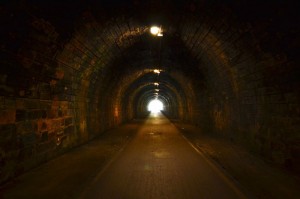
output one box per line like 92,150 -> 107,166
80,113 -> 247,199
1,113 -> 248,199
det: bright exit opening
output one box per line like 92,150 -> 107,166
147,99 -> 163,113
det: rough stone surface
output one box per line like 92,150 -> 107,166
0,0 -> 299,184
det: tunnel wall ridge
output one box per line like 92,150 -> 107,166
180,13 -> 299,174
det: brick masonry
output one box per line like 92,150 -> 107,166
0,1 -> 299,184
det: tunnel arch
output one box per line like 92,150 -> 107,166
0,0 -> 299,184
134,85 -> 179,118
120,71 -> 188,119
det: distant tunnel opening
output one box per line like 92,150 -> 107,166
147,99 -> 164,113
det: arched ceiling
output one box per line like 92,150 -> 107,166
0,0 -> 299,182
50,1 -> 206,120
2,0 -> 297,117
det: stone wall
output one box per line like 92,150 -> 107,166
0,0 -> 299,184
180,2 -> 300,174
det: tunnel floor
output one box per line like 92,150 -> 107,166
1,114 -> 299,199
79,113 -> 246,199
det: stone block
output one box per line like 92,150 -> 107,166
40,131 -> 48,142
18,145 -> 35,160
0,110 -> 16,125
15,99 -> 25,109
47,109 -> 57,118
285,93 -> 298,103
64,125 -> 74,135
270,94 -> 285,104
36,141 -> 55,154
290,143 -> 300,158
50,119 -> 61,130
20,133 -> 37,147
0,97 -> 4,109
0,124 -> 17,150
242,96 -> 255,104
27,110 -> 41,120
15,109 -> 27,122
41,110 -> 47,119
24,99 -> 40,109
64,117 -> 73,126
0,124 -> 16,138
4,98 -> 16,109
39,100 -> 51,109
16,121 -> 33,135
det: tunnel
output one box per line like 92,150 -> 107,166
0,0 -> 299,198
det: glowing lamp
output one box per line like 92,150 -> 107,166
150,26 -> 160,35
150,26 -> 163,37
153,69 -> 160,74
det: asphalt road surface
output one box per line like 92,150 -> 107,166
80,113 -> 247,199
1,113 -> 249,199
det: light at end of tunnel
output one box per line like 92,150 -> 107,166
148,99 -> 163,113
154,83 -> 159,86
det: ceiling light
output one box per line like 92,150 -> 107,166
150,26 -> 160,35
150,26 -> 163,37
153,69 -> 160,74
